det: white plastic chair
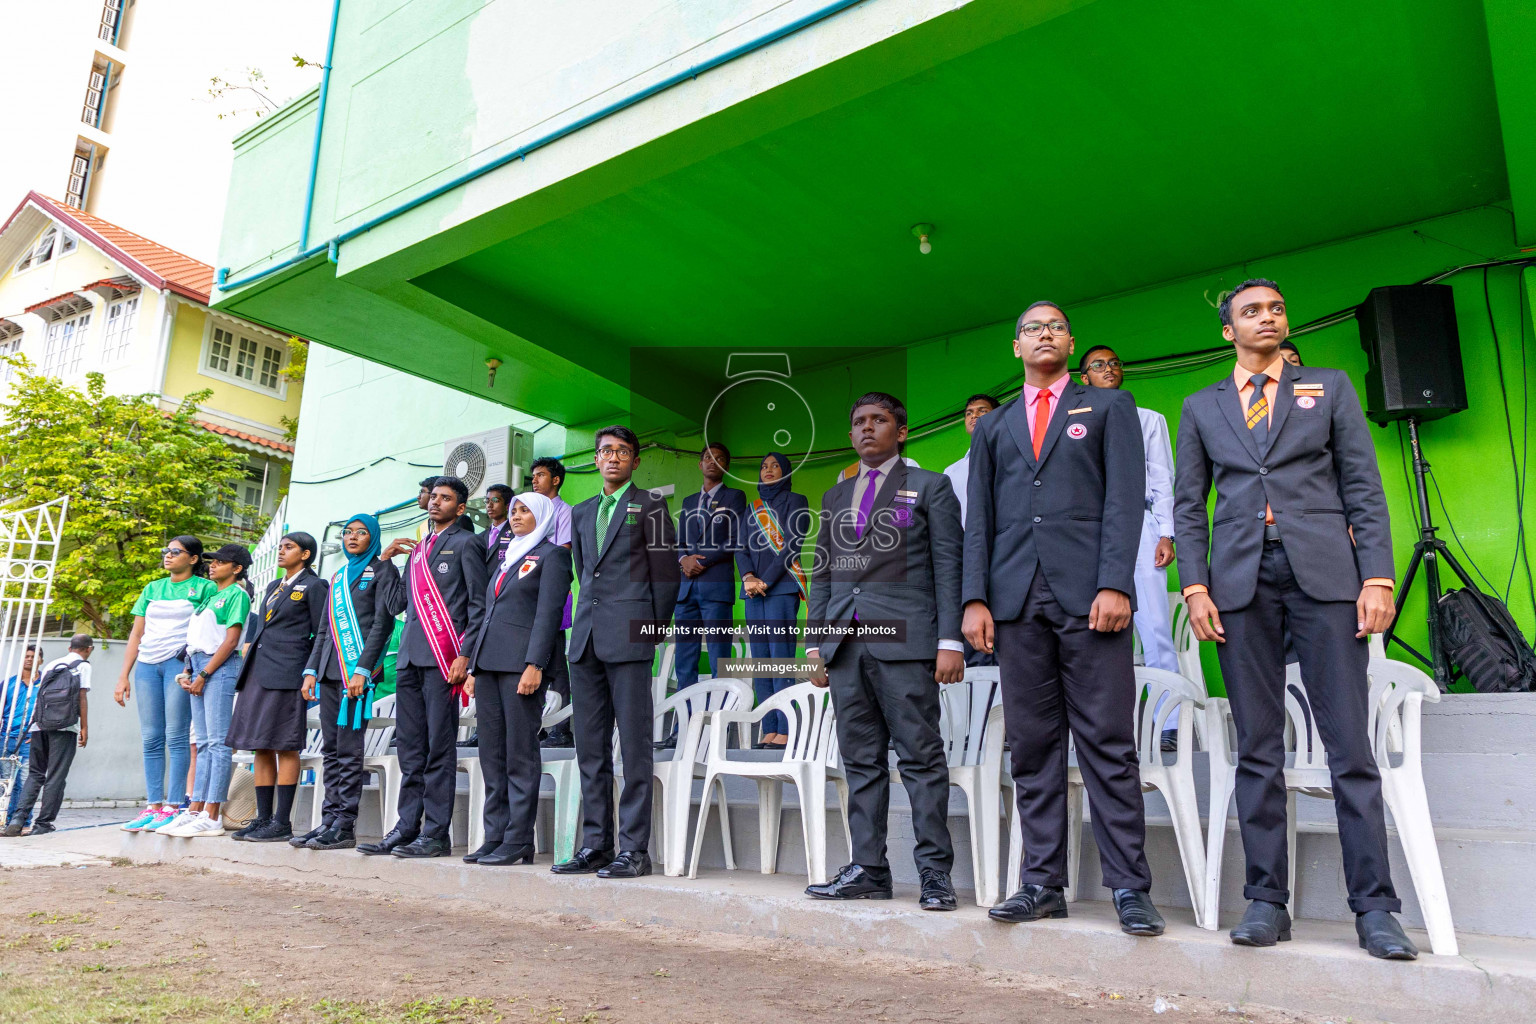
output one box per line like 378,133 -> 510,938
652,678 -> 753,875
1204,657 -> 1456,953
688,682 -> 851,885
890,669 -> 1006,906
360,693 -> 400,835
459,690 -> 565,854
1005,667 -> 1207,916
538,700 -> 583,863
299,708 -> 326,829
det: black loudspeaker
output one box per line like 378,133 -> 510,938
1357,284 -> 1468,425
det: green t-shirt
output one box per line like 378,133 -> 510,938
187,583 -> 253,655
131,576 -> 220,663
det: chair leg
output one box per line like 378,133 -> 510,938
1161,770 -> 1208,926
657,773 -> 685,877
687,771 -> 719,879
384,761 -> 402,836
1285,789 -> 1298,921
833,777 -> 853,865
1203,764 -> 1235,931
467,763 -> 484,853
1064,781 -> 1083,903
311,777 -> 326,831
551,763 -> 580,865
798,771 -> 829,885
1382,769 -> 1460,955
972,778 -> 1002,908
1006,793 -> 1023,897
714,776 -> 736,870
758,780 -> 783,874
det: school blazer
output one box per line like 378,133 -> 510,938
395,521 -> 490,672
569,485 -> 680,664
303,558 -> 402,683
239,569 -> 327,691
676,485 -> 747,602
962,385 -> 1145,621
466,540 -> 573,675
806,460 -> 963,665
736,491 -> 811,599
1174,364 -> 1393,610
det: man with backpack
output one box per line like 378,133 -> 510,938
3,634 -> 92,837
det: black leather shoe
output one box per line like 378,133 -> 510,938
1230,899 -> 1291,946
230,817 -> 270,842
805,864 -> 893,901
480,842 -> 535,866
358,828 -> 417,856
392,835 -> 452,858
989,883 -> 1068,923
462,841 -> 500,864
1,822 -> 24,838
289,824 -> 328,848
307,827 -> 356,851
551,847 -> 614,874
1113,889 -> 1165,936
597,850 -> 652,878
1160,730 -> 1179,753
243,818 -> 294,843
26,822 -> 53,836
918,868 -> 958,911
1357,911 -> 1418,960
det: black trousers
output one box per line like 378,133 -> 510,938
544,632 -> 572,738
318,681 -> 366,829
476,670 -> 545,846
17,730 -> 77,827
1216,541 -> 1399,913
996,572 -> 1151,891
570,651 -> 652,852
394,663 -> 459,840
827,639 -> 954,879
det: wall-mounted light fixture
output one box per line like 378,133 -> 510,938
485,358 -> 502,387
911,223 -> 934,255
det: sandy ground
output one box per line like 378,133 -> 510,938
0,862 -> 1322,1024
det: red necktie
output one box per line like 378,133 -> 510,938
1032,390 -> 1052,458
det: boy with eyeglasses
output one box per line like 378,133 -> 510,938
1080,346 -> 1181,716
553,426 -> 679,878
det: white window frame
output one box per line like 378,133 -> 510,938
197,316 -> 288,398
0,336 -> 23,382
41,310 -> 93,378
12,227 -> 78,275
100,294 -> 139,362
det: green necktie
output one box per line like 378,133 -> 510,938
596,492 -> 617,550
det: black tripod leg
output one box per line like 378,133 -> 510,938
1386,545 -> 1425,655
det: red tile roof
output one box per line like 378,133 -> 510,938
194,419 -> 295,455
2,192 -> 215,303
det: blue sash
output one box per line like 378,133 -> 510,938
328,570 -> 371,730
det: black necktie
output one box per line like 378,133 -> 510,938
1246,373 -> 1271,449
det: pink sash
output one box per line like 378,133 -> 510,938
410,535 -> 466,701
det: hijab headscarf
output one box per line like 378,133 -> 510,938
757,452 -> 795,520
497,492 -> 556,581
339,513 -> 381,588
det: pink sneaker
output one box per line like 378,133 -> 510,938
121,807 -> 162,832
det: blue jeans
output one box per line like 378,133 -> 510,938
746,592 -> 799,735
135,657 -> 192,805
188,652 -> 240,804
5,738 -> 30,825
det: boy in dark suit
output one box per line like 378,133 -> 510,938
805,392 -> 964,910
1174,279 -> 1413,959
963,301 -> 1163,936
674,443 -> 747,688
363,476 -> 488,859
553,426 -> 679,878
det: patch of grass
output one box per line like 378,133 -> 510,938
48,936 -> 74,953
92,939 -> 119,950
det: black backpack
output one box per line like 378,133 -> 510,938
1437,587 -> 1536,694
34,658 -> 83,731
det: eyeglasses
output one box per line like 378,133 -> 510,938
596,446 -> 635,462
1019,320 -> 1070,338
163,547 -> 187,557
341,528 -> 371,538
1085,359 -> 1123,372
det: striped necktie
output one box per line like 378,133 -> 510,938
1246,373 -> 1271,447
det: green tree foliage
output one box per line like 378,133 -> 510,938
0,364 -> 252,637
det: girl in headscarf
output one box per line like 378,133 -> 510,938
462,492 -> 573,865
226,532 -> 327,843
296,514 -> 403,850
737,453 -> 811,748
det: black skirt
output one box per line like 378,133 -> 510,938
225,682 -> 308,752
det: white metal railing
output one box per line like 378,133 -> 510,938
248,496 -> 288,593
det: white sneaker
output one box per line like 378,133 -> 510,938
181,812 -> 227,839
155,810 -> 196,835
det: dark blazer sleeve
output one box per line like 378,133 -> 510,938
305,575 -> 328,640
1330,373 -> 1395,581
648,493 -> 681,626
304,621 -> 329,678
928,471 -> 964,642
961,419 -> 996,607
359,561 -> 400,675
462,538 -> 490,636
527,546 -> 574,669
1173,395 -> 1214,594
1098,390 -> 1146,598
807,489 -> 833,649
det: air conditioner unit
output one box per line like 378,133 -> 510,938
441,427 -> 534,498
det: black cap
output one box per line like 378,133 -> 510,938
208,543 -> 253,567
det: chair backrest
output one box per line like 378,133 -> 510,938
1366,656 -> 1439,770
1167,592 -> 1206,691
657,678 -> 753,763
940,667 -> 1004,768
364,693 -> 397,756
653,640 -> 676,706
1133,666 -> 1206,767
1283,664 -> 1332,781
758,682 -> 839,767
303,707 -> 325,755
457,696 -> 477,742
541,690 -> 565,729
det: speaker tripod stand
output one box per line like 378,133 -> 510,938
1384,416 -> 1478,688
